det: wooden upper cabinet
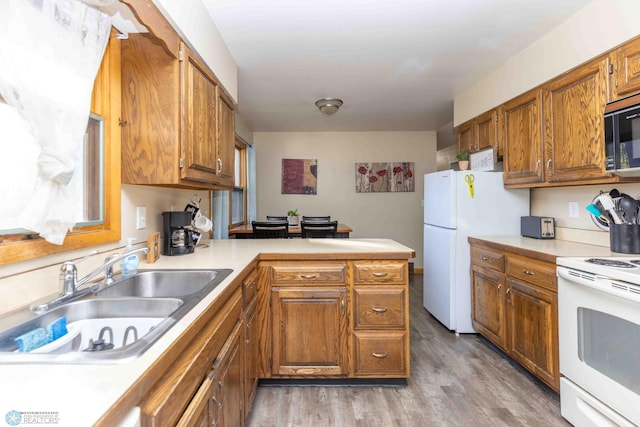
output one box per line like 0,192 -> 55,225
475,109 -> 501,154
217,90 -> 235,186
543,56 -> 610,183
120,0 -> 235,189
181,46 -> 218,183
611,36 -> 640,101
503,89 -> 544,185
456,120 -> 475,153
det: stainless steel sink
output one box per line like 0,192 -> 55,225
0,268 -> 232,364
96,269 -> 229,298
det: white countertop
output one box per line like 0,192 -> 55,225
468,235 -> 617,258
0,238 -> 414,427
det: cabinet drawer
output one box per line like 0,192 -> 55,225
353,287 -> 405,329
353,331 -> 408,377
352,261 -> 407,285
507,256 -> 556,292
471,245 -> 505,272
271,263 -> 346,285
242,270 -> 258,307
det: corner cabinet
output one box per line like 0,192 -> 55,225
469,240 -> 559,392
119,1 -> 235,189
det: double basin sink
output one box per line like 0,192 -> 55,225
0,269 -> 232,364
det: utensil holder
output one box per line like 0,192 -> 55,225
610,224 -> 640,254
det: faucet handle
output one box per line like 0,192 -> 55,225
60,250 -> 98,294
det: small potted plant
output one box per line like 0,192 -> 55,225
456,149 -> 470,171
287,209 -> 300,226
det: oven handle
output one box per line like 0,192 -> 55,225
558,267 -> 640,304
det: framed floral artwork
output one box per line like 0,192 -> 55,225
355,162 -> 414,193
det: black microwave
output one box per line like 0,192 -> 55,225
605,94 -> 640,176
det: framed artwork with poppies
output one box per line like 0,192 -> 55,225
355,162 -> 414,193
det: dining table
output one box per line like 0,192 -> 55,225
229,223 -> 353,239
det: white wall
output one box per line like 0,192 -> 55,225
152,0 -> 238,102
253,131 -> 438,268
454,0 -> 640,125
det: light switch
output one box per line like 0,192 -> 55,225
568,202 -> 579,218
136,206 -> 147,229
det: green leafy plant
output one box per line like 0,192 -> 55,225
456,149 -> 469,161
287,209 -> 299,216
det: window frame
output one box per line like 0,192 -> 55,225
229,135 -> 248,228
0,34 -> 121,266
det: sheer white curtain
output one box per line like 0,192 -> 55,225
0,0 -> 111,244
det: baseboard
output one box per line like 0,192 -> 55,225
258,378 -> 408,387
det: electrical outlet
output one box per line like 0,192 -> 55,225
568,202 -> 579,218
136,206 -> 147,229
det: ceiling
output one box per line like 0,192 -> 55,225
202,0 -> 594,133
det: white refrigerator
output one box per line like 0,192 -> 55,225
423,170 -> 529,334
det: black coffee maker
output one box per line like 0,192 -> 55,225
162,211 -> 197,256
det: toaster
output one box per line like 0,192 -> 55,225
521,216 -> 555,239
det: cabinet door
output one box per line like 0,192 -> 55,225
181,46 -> 219,183
471,266 -> 506,349
544,56 -> 610,183
475,109 -> 499,153
611,37 -> 640,101
176,375 -> 213,427
457,120 -> 475,153
503,89 -> 544,185
506,279 -> 559,391
271,287 -> 348,376
243,297 -> 259,418
217,90 -> 235,185
215,322 -> 244,427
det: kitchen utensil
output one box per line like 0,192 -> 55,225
595,193 -> 624,224
609,188 -> 621,198
586,204 -> 605,219
619,193 -> 638,224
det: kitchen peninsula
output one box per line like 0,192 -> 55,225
0,238 -> 414,426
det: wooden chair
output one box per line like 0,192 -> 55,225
301,220 -> 338,238
266,216 -> 288,222
301,216 -> 331,222
252,221 -> 289,238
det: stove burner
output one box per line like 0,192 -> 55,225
629,260 -> 640,266
585,258 -> 636,268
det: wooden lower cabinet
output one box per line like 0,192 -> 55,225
470,266 -> 506,348
177,321 -> 243,427
506,278 -> 558,390
271,286 -> 349,376
469,240 -> 559,392
260,259 -> 410,379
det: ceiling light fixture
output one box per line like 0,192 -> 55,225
315,98 -> 343,116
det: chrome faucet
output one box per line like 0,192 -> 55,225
31,246 -> 150,312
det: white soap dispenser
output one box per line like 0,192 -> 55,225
121,237 -> 139,277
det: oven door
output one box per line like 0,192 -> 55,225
558,267 -> 640,426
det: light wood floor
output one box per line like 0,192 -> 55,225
245,274 -> 569,427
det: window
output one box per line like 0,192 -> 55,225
230,136 -> 248,227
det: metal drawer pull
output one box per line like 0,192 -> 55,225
372,352 -> 389,358
522,269 -> 535,275
372,272 -> 388,277
480,256 -> 489,261
371,307 -> 388,313
300,274 -> 317,279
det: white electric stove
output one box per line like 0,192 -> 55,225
556,256 -> 640,427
